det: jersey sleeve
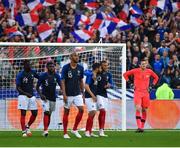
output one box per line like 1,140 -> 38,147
56,73 -> 61,86
123,69 -> 136,81
108,72 -> 114,88
33,70 -> 40,79
85,74 -> 92,85
61,65 -> 67,80
80,66 -> 84,79
150,69 -> 159,85
37,74 -> 44,88
16,72 -> 22,86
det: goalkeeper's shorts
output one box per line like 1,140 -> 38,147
134,91 -> 150,108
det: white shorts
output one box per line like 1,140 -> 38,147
18,95 -> 37,110
97,95 -> 108,110
42,100 -> 56,113
85,98 -> 97,112
64,95 -> 84,109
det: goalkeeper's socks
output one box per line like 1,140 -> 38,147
135,111 -> 141,129
63,113 -> 68,134
141,111 -> 147,129
28,115 -> 36,127
73,111 -> 83,131
43,114 -> 49,131
98,109 -> 106,129
20,115 -> 26,131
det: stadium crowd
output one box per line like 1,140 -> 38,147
0,0 -> 179,88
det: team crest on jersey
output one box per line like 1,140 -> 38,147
97,76 -> 101,81
45,79 -> 48,86
68,71 -> 72,78
23,77 -> 28,83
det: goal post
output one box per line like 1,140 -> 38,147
0,43 -> 127,131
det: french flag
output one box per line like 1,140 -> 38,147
118,3 -> 129,21
84,0 -> 99,10
74,14 -> 90,28
57,30 -> 63,42
15,12 -> 39,26
99,20 -> 117,38
2,0 -> 22,8
4,26 -> 18,35
91,12 -> 105,30
27,0 -> 43,12
130,16 -> 143,27
117,20 -> 131,31
71,29 -> 93,42
37,23 -> 53,41
130,5 -> 143,16
0,7 -> 5,16
42,0 -> 56,6
172,2 -> 180,12
150,0 -> 167,10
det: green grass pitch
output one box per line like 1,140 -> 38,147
0,130 -> 180,147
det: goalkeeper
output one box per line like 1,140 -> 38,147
123,59 -> 159,132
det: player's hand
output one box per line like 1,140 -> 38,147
127,81 -> 134,89
148,84 -> 155,92
26,93 -> 33,98
63,95 -> 68,104
104,83 -> 111,89
40,94 -> 47,102
92,96 -> 97,102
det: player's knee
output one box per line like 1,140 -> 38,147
64,108 -> 70,115
136,106 -> 142,112
142,108 -> 147,112
44,111 -> 50,116
31,110 -> 38,116
78,107 -> 84,113
21,110 -> 26,116
89,111 -> 96,116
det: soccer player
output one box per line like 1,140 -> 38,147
123,59 -> 159,132
16,60 -> 39,137
84,63 -> 101,137
61,52 -> 84,139
96,60 -> 113,137
36,61 -> 61,137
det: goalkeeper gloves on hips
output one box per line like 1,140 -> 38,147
127,81 -> 134,89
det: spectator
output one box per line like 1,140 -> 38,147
160,50 -> 169,70
157,40 -> 170,56
171,69 -> 180,89
156,83 -> 174,100
153,54 -> 164,77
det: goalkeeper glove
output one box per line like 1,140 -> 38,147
127,81 -> 134,89
149,84 -> 155,92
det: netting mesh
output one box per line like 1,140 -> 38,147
0,44 -> 124,130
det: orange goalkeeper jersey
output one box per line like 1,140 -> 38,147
123,68 -> 159,92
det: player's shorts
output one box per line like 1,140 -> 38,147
42,100 -> 56,113
64,95 -> 84,109
134,91 -> 150,108
85,98 -> 97,112
18,95 -> 37,110
96,95 -> 108,110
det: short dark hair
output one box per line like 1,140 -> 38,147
92,63 -> 100,70
100,60 -> 107,65
46,61 -> 55,67
140,59 -> 146,63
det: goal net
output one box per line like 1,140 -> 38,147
0,43 -> 127,131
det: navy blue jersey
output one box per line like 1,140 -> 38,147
37,72 -> 61,102
16,69 -> 39,96
97,71 -> 113,97
61,63 -> 84,96
85,72 -> 98,98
